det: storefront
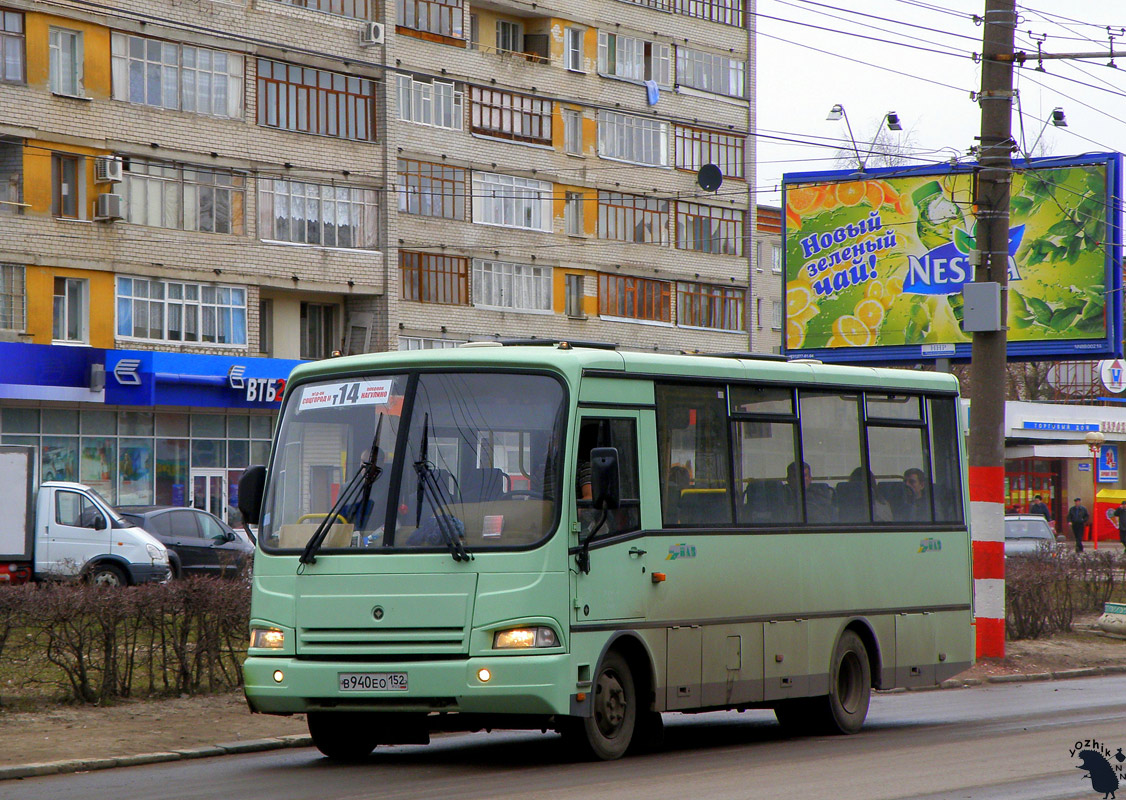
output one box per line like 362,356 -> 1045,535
0,342 -> 302,525
1004,401 -> 1126,534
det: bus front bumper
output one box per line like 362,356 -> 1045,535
244,653 -> 574,716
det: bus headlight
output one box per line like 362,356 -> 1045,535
146,544 -> 167,564
250,627 -> 286,649
493,626 -> 558,649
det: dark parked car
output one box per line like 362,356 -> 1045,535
117,506 -> 254,579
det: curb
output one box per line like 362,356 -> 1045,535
2,665 -> 1124,781
0,734 -> 313,781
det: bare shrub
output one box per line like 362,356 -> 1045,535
0,579 -> 250,705
1005,551 -> 1074,639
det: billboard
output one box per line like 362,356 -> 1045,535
782,153 -> 1123,361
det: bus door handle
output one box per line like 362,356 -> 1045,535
628,547 -> 646,558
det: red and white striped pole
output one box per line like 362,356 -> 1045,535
969,466 -> 1005,658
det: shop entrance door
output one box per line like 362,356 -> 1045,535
191,469 -> 228,524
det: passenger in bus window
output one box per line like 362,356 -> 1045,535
787,461 -> 832,523
903,468 -> 930,521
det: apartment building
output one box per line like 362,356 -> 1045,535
750,204 -> 783,353
0,0 -> 753,519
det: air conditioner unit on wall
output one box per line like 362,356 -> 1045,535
360,21 -> 384,46
95,156 -> 123,184
95,193 -> 124,221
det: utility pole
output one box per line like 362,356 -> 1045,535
968,0 -> 1016,660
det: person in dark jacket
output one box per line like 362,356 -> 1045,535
1067,497 -> 1090,553
1028,494 -> 1051,521
1114,500 -> 1126,549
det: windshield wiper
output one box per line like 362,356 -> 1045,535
300,413 -> 384,566
413,413 -> 472,563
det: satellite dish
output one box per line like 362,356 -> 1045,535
697,163 -> 723,192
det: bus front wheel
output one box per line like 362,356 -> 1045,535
307,711 -> 379,761
563,650 -> 637,760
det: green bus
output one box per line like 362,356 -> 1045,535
238,342 -> 973,761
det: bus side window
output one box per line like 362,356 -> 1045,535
928,397 -> 965,523
655,384 -> 733,526
576,418 -> 640,536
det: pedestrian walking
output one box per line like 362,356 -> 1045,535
1067,497 -> 1090,553
1114,500 -> 1126,549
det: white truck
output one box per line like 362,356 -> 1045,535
0,446 -> 170,586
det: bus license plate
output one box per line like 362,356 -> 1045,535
338,672 -> 408,692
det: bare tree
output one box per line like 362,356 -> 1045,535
834,126 -> 921,171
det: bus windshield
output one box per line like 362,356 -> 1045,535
259,371 -> 566,553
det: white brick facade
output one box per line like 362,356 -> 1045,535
0,0 -> 755,358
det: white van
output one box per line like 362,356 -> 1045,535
0,448 -> 169,585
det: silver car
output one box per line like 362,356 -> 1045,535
1004,514 -> 1058,558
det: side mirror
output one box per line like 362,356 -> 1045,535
238,465 -> 267,526
92,515 -> 106,531
589,447 -> 620,511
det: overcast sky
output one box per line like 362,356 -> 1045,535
755,0 -> 1126,205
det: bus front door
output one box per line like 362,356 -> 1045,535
572,411 -> 655,623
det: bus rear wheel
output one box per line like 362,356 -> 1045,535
562,650 -> 637,760
774,630 -> 871,736
307,712 -> 380,762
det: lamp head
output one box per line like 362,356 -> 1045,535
826,104 -> 844,121
885,111 -> 902,131
1051,107 -> 1067,128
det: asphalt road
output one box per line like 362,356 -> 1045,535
5,675 -> 1126,800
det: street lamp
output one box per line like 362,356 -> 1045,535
1085,429 -> 1106,550
1027,106 -> 1067,156
826,104 -> 903,172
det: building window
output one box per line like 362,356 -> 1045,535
400,251 -> 468,304
0,263 -> 24,330
677,48 -> 745,98
300,302 -> 336,359
49,28 -> 82,97
53,277 -> 87,343
472,259 -> 551,312
565,28 -> 584,72
598,111 -> 668,167
563,108 -> 583,155
397,158 -> 465,219
257,58 -> 374,141
597,32 -> 670,87
772,300 -> 783,330
755,296 -> 762,328
121,159 -> 246,234
755,240 -> 763,272
676,202 -> 743,255
116,276 -> 248,345
676,0 -> 745,26
678,282 -> 743,330
397,0 -> 464,40
495,19 -> 522,54
565,191 -> 585,236
259,179 -> 379,248
272,0 -> 377,19
258,299 -> 273,356
1,10 -> 24,84
598,191 -> 669,245
0,137 -> 20,211
472,172 -> 552,232
468,14 -> 478,49
674,125 -> 745,180
52,153 -> 81,219
399,336 -> 465,350
599,274 -> 671,323
470,87 -> 551,145
111,34 -> 243,118
397,75 -> 463,130
565,273 -> 584,318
